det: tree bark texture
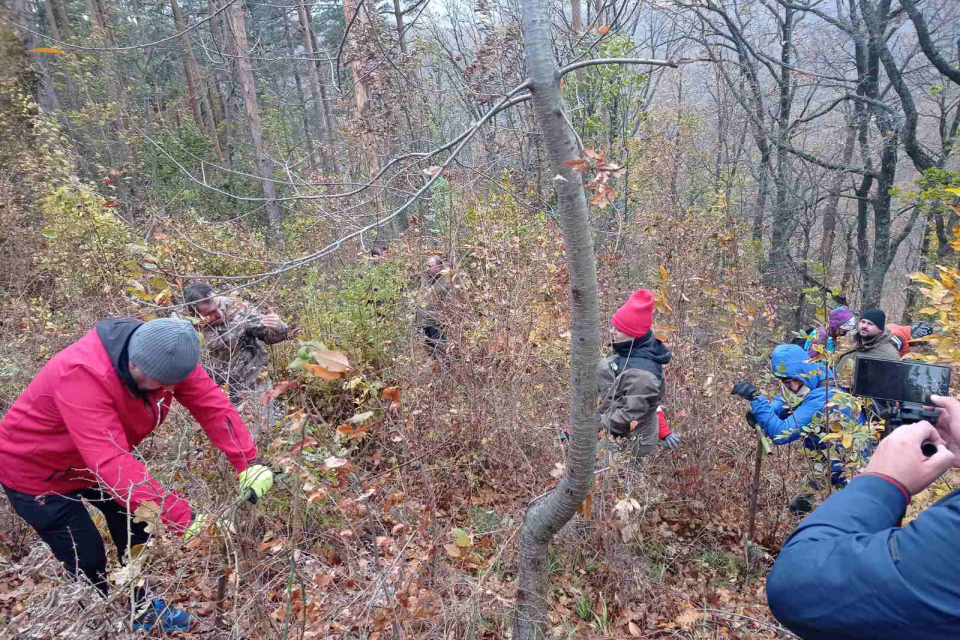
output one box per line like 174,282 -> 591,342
514,0 -> 600,637
343,0 -> 381,183
296,0 -> 330,173
172,0 -> 223,159
224,0 -> 284,240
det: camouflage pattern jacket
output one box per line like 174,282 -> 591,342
414,273 -> 453,328
199,296 -> 289,394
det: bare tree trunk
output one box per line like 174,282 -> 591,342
308,27 -> 338,173
210,0 -> 241,171
841,227 -> 856,301
343,0 -> 381,184
224,0 -> 284,241
171,0 -> 203,131
904,208 -> 933,322
86,0 -> 136,212
819,116 -> 855,273
281,12 -> 316,174
172,0 -> 223,159
514,0 -> 600,636
392,0 -> 408,54
11,0 -> 34,45
43,0 -> 78,106
296,0 -> 330,173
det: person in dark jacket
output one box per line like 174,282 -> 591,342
0,318 -> 275,632
835,309 -> 901,385
597,288 -> 679,460
732,344 -> 864,512
766,395 -> 960,640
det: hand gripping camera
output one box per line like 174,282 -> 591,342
852,356 -> 952,457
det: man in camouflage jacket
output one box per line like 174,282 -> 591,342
183,283 -> 290,400
414,256 -> 453,354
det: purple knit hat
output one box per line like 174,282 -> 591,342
828,306 -> 855,331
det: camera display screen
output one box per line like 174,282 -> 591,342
853,357 -> 951,404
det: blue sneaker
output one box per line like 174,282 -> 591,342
132,598 -> 194,633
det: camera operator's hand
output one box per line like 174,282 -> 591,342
931,395 -> 960,465
732,382 -> 760,402
863,421 -> 955,496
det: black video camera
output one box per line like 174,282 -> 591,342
852,356 -> 952,457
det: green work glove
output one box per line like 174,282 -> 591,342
237,464 -> 274,504
183,513 -> 209,541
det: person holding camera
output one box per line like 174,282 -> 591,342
732,344 -> 863,513
766,395 -> 960,639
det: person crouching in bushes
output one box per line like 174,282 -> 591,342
732,344 -> 865,514
597,289 -> 679,461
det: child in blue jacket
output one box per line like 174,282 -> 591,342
732,344 -> 864,512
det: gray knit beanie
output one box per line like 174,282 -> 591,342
128,318 -> 201,384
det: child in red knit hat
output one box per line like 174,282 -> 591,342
597,289 -> 679,460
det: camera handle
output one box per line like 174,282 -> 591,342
884,402 -> 940,458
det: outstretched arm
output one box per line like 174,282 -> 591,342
174,365 -> 258,473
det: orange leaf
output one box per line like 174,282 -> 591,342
382,386 -> 401,410
27,47 -> 64,54
336,423 -> 369,441
259,380 -> 299,405
304,363 -> 342,380
562,158 -> 591,172
289,437 -> 318,453
103,200 -> 119,208
597,25 -> 611,35
577,490 -> 593,519
583,149 -> 604,161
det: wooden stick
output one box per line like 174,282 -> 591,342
744,433 -> 764,566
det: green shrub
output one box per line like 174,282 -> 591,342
297,261 -> 407,369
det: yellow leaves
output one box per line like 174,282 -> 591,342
154,288 -> 171,306
945,187 -> 960,196
908,271 -> 939,287
444,528 -> 472,557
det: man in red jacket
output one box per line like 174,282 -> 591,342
0,318 -> 274,632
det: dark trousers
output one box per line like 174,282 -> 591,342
424,325 -> 447,354
2,484 -> 151,596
